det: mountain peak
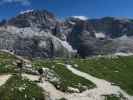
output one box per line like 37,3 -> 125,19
20,9 -> 34,15
8,9 -> 57,28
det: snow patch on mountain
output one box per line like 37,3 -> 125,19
60,41 -> 75,52
115,35 -> 133,44
95,32 -> 106,38
114,52 -> 133,56
68,21 -> 76,25
72,16 -> 88,20
48,33 -> 76,53
20,9 -> 34,14
114,17 -> 131,23
118,35 -> 129,40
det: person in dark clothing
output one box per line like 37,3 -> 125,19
38,68 -> 44,82
16,60 -> 23,76
17,61 -> 23,69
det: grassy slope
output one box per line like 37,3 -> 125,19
32,60 -> 95,92
0,52 -> 46,100
70,56 -> 133,95
0,52 -> 17,74
0,74 -> 45,100
32,56 -> 133,94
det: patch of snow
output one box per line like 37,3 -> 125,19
114,17 -> 131,23
95,32 -> 106,38
49,33 -> 76,53
61,41 -> 75,52
114,52 -> 133,56
72,16 -> 88,20
118,35 -> 129,40
68,21 -> 76,25
20,9 -> 34,14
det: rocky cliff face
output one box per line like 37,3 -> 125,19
8,10 -> 57,29
0,10 -> 133,58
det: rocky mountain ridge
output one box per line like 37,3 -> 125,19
0,9 -> 133,58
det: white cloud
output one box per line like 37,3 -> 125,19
0,0 -> 31,6
72,16 -> 88,20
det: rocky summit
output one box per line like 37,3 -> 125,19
0,9 -> 133,58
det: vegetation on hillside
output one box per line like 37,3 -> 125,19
0,74 -> 45,100
32,56 -> 133,95
32,60 -> 95,92
0,52 -> 17,74
0,51 -> 133,98
70,56 -> 133,95
104,95 -> 121,100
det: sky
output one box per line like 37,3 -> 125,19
0,0 -> 133,20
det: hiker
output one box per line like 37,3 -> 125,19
42,68 -> 49,81
38,68 -> 49,82
10,49 -> 14,54
38,68 -> 44,82
16,60 -> 23,77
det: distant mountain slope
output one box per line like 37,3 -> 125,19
0,10 -> 133,58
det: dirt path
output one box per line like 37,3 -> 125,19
22,74 -> 65,100
0,75 -> 11,86
64,64 -> 133,100
23,68 -> 133,100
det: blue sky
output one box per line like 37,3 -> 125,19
0,0 -> 133,20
